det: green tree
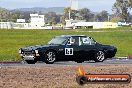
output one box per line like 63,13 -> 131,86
0,8 -> 10,21
129,0 -> 132,7
79,8 -> 91,21
94,11 -> 108,22
45,12 -> 60,25
112,0 -> 130,21
63,7 -> 71,20
63,7 -> 78,20
0,7 -> 20,22
51,17 -> 56,25
110,16 -> 122,22
60,15 -> 66,25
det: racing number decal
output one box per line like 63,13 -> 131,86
65,48 -> 73,55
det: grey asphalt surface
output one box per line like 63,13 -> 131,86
0,58 -> 132,67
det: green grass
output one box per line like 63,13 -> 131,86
0,29 -> 132,61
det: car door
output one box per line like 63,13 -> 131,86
64,37 -> 80,60
78,37 -> 97,59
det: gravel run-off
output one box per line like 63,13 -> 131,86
0,65 -> 132,88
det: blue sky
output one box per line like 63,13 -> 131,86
0,0 -> 116,13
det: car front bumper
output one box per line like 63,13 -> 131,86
22,56 -> 35,60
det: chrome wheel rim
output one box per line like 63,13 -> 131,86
96,51 -> 105,61
46,52 -> 56,62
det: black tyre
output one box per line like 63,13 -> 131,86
76,60 -> 83,63
76,76 -> 87,85
45,51 -> 56,64
25,60 -> 37,64
94,51 -> 105,62
75,58 -> 84,63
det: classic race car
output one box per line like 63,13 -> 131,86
19,35 -> 117,64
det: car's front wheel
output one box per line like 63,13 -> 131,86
45,51 -> 56,64
94,51 -> 105,62
25,60 -> 37,64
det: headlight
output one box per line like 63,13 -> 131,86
19,49 -> 21,54
35,50 -> 39,54
35,50 -> 40,56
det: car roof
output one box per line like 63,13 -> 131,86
57,35 -> 88,38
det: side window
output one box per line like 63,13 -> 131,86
81,37 -> 95,45
82,37 -> 91,45
70,37 -> 75,44
67,37 -> 79,45
67,37 -> 75,45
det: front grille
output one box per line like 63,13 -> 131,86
23,51 -> 34,56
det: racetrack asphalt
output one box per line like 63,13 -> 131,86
0,58 -> 132,67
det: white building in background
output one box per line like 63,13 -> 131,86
17,19 -> 25,23
13,23 -> 30,29
0,13 -> 118,29
0,14 -> 47,29
30,14 -> 45,28
65,19 -> 118,29
13,19 -> 29,29
0,22 -> 14,29
65,19 -> 85,28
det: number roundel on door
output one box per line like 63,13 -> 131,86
65,48 -> 73,55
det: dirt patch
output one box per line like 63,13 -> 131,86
0,65 -> 132,88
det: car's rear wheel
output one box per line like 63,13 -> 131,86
45,51 -> 56,64
25,60 -> 37,64
94,51 -> 105,62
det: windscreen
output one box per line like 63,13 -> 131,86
48,37 -> 67,45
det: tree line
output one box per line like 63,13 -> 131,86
0,7 -> 19,22
0,7 -> 110,25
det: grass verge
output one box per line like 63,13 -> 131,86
0,29 -> 132,61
